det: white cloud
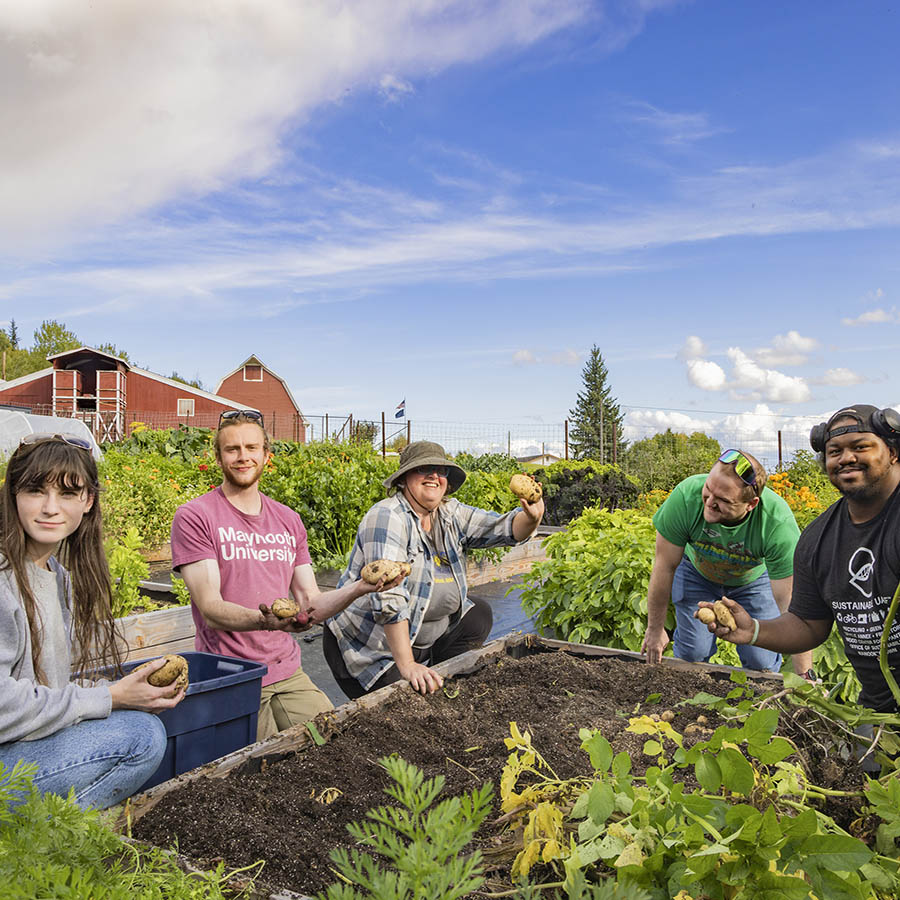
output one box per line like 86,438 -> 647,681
512,349 -> 537,365
548,348 -> 581,365
842,307 -> 900,326
379,74 -> 415,103
726,347 -> 811,403
819,367 -> 865,386
755,330 -> 818,366
686,358 -> 726,391
679,335 -> 705,360
512,347 -> 580,366
0,0 -> 588,242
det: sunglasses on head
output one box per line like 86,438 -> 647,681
718,449 -> 757,489
218,409 -> 264,427
20,433 -> 93,451
413,465 -> 451,478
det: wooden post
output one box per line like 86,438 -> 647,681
349,414 -> 353,441
564,419 -> 569,460
325,413 -> 329,441
1,349 -> 5,381
407,419 -> 411,444
381,412 -> 386,459
599,414 -> 604,463
777,430 -> 783,471
612,422 -> 617,465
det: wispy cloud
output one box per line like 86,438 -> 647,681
842,307 -> 900,326
624,100 -> 729,146
512,348 -> 580,365
0,0 -> 589,244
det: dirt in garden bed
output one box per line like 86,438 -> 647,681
131,650 -> 868,898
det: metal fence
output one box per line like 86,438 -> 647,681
12,402 -> 822,472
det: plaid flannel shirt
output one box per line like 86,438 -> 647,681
328,491 -> 521,690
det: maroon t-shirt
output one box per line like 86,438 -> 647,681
171,487 -> 311,686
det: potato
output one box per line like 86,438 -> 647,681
696,607 -> 716,625
135,654 -> 189,691
660,710 -> 675,722
271,597 -> 300,619
713,600 -> 737,632
361,559 -> 403,585
509,473 -> 542,503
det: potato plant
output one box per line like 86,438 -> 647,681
499,677 -> 900,899
519,507 -> 661,651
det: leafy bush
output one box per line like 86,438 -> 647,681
453,451 -> 519,473
620,430 -> 721,493
104,422 -> 214,461
454,470 -> 517,514
99,451 -> 192,549
105,527 -> 155,618
530,460 -> 639,525
261,442 -> 393,569
520,507 -> 660,649
0,759 -> 261,899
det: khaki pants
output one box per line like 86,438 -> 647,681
256,666 -> 333,742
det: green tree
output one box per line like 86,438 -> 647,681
621,430 -> 721,493
31,320 -> 80,359
6,318 -> 19,348
568,345 -> 626,461
169,370 -> 205,390
95,342 -> 132,363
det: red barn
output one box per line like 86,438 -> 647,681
0,347 -> 257,443
215,355 -> 307,442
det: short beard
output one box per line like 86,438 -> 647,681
221,465 -> 262,489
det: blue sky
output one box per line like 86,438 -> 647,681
1,1 -> 899,458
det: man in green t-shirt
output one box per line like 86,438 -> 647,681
640,449 -> 814,676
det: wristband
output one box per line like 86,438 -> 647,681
749,617 -> 760,646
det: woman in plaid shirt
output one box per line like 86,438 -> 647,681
323,442 -> 544,698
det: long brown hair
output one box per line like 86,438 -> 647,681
0,438 -> 121,683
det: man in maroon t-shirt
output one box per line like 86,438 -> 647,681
171,411 -> 395,741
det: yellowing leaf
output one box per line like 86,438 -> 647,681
614,842 -> 645,868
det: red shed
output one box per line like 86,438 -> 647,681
0,347 -> 255,443
215,355 -> 307,442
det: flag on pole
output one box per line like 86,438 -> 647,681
395,399 -> 406,419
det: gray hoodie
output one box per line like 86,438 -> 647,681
0,556 -> 112,744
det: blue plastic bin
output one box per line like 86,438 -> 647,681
124,651 -> 268,791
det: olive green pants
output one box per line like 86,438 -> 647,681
256,665 -> 333,742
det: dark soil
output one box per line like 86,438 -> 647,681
131,649 -> 867,898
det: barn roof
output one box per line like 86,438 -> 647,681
48,346 -> 131,368
215,355 -> 306,423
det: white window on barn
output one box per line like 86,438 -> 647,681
244,364 -> 263,381
177,398 -> 195,417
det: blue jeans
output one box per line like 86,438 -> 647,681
0,710 -> 167,810
671,558 -> 782,671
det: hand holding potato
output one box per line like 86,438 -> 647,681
694,597 -> 757,645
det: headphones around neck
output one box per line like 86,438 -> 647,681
809,406 -> 900,453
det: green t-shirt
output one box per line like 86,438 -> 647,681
652,474 -> 800,586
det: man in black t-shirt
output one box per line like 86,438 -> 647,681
698,403 -> 900,711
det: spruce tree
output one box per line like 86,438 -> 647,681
568,345 -> 626,461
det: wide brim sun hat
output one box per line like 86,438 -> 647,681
383,441 -> 467,494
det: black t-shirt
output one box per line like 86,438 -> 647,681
790,483 -> 900,711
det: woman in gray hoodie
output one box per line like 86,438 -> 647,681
0,435 -> 184,809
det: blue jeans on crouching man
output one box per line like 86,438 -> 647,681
671,557 -> 782,671
0,710 -> 167,810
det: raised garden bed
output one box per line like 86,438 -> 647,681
123,635 -> 881,899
